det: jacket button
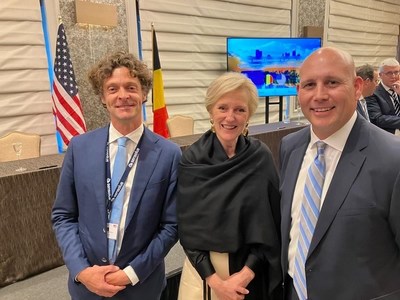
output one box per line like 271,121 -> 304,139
101,257 -> 107,263
103,228 -> 106,233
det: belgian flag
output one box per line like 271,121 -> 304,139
152,25 -> 169,138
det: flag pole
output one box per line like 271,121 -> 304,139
135,0 -> 147,122
40,7 -> 64,153
54,16 -> 65,153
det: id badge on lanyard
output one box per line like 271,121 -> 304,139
105,135 -> 142,233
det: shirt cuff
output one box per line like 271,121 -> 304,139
74,275 -> 80,283
123,266 -> 139,286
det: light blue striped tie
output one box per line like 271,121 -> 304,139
108,137 -> 128,263
293,141 -> 326,300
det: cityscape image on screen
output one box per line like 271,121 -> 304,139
227,37 -> 322,97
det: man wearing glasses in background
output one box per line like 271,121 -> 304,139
366,58 -> 400,134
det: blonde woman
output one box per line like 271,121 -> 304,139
177,72 -> 282,300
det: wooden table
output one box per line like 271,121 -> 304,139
0,155 -> 64,287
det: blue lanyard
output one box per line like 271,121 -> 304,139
105,135 -> 143,221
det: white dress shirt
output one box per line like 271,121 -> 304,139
287,112 -> 357,277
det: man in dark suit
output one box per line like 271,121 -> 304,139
355,64 -> 379,121
52,51 -> 181,299
280,47 -> 400,300
366,58 -> 400,134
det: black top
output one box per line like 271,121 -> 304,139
177,131 -> 282,299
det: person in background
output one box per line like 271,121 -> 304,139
177,72 -> 282,300
355,64 -> 379,121
52,51 -> 181,299
280,47 -> 400,300
366,58 -> 400,134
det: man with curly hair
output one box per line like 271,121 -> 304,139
52,51 -> 181,299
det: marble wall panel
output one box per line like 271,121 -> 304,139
298,0 -> 326,37
59,0 -> 129,131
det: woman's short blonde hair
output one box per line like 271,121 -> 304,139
205,72 -> 259,118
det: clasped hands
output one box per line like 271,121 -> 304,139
77,265 -> 131,297
206,266 -> 255,300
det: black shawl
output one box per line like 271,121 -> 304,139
177,130 -> 280,253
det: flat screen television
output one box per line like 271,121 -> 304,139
227,37 -> 322,97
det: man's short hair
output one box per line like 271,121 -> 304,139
379,58 -> 400,73
356,64 -> 375,81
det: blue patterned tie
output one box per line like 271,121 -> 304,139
108,137 -> 128,263
293,141 -> 326,300
389,89 -> 400,116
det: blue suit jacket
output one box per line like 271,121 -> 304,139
52,126 -> 181,299
366,83 -> 400,134
279,116 -> 400,299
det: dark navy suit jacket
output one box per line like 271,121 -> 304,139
366,83 -> 400,134
279,115 -> 400,299
52,126 -> 181,299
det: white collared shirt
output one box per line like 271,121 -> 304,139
287,112 -> 357,277
108,123 -> 143,285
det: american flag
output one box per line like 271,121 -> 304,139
52,23 -> 86,145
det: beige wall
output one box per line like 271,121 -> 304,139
58,0 -> 300,131
63,0 -> 395,132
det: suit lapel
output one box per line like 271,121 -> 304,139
377,84 -> 396,113
282,144 -> 308,233
281,131 -> 309,271
125,128 -> 161,226
91,128 -> 109,227
308,117 -> 368,257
